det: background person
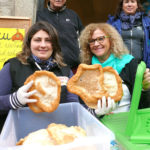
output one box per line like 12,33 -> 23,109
107,0 -> 150,68
79,22 -> 150,117
0,21 -> 79,132
36,0 -> 84,73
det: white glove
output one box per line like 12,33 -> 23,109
17,81 -> 37,105
95,96 -> 116,116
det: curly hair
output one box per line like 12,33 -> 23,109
17,21 -> 65,67
115,0 -> 145,18
79,23 -> 129,64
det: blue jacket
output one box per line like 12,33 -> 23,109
107,14 -> 150,68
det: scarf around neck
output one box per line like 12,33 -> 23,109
32,54 -> 57,70
120,11 -> 142,30
92,54 -> 134,74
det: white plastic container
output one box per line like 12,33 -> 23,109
0,102 -> 115,150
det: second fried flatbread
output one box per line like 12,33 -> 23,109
24,70 -> 61,113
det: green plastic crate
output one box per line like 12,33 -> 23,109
101,61 -> 150,150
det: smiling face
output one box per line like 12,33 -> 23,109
30,30 -> 53,60
89,29 -> 111,63
50,0 -> 66,11
123,0 -> 138,15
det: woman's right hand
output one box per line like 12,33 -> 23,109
95,96 -> 116,116
17,81 -> 37,105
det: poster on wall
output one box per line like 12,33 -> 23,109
0,28 -> 25,69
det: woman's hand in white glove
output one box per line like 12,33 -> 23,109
95,96 -> 116,116
17,80 -> 37,105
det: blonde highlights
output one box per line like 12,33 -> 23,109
79,23 -> 129,64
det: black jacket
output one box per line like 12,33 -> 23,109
120,59 -> 150,108
36,7 -> 84,68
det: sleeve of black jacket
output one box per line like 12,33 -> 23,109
120,58 -> 150,109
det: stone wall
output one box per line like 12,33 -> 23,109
0,0 -> 15,16
0,0 -> 38,24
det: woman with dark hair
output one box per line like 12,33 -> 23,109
0,21 -> 79,132
107,0 -> 150,68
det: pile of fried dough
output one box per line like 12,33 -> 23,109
67,64 -> 123,108
24,71 -> 61,113
16,123 -> 86,146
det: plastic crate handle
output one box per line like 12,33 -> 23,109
125,61 -> 146,136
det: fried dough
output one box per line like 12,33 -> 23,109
103,67 -> 123,102
67,64 -> 106,108
47,123 -> 86,145
67,64 -> 123,108
16,123 -> 87,146
16,129 -> 55,146
24,70 -> 61,113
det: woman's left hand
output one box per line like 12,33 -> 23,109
143,68 -> 150,90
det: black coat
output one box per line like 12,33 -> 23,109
36,7 -> 84,68
120,59 -> 150,108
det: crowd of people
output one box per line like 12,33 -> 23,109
0,0 -> 150,132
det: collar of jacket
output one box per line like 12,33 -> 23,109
47,1 -> 66,12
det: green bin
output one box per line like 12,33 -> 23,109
101,61 -> 150,150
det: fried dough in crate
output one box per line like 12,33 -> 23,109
47,123 -> 86,145
16,129 -> 55,146
16,123 -> 87,146
67,64 -> 123,108
67,64 -> 106,108
24,70 -> 61,113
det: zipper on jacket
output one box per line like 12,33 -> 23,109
130,29 -> 133,55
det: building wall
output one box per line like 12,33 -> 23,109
0,0 -> 15,16
0,0 -> 37,24
67,0 -> 120,26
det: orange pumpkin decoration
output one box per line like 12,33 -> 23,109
12,29 -> 24,41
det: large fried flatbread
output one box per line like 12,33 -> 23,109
67,64 -> 123,108
24,70 -> 61,113
67,64 -> 106,107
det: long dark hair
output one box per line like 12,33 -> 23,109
115,0 -> 145,18
17,21 -> 65,66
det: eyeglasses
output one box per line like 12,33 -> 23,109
88,36 -> 110,46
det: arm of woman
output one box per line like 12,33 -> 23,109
0,63 -> 37,111
120,59 -> 150,108
143,68 -> 150,90
140,68 -> 150,108
0,63 -> 13,111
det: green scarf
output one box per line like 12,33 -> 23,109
92,54 -> 134,74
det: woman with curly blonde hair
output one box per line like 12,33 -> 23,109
79,23 -> 150,117
80,23 -> 129,65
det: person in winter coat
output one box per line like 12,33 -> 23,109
36,0 -> 84,73
107,0 -> 150,68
